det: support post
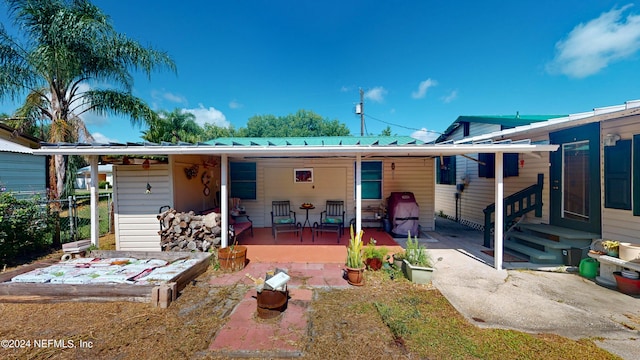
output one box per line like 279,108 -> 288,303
355,153 -> 362,234
494,152 -> 504,270
89,156 -> 99,247
220,154 -> 229,248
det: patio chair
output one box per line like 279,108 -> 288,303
314,200 -> 345,243
271,200 -> 300,241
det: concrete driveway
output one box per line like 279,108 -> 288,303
415,218 -> 640,360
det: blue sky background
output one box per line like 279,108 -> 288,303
2,1 -> 640,143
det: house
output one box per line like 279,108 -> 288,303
35,135 -> 557,269
76,164 -> 113,190
0,123 -> 46,199
435,100 -> 640,265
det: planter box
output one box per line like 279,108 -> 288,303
403,259 -> 434,285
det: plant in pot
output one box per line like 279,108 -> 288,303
392,251 -> 406,270
403,232 -> 434,284
363,239 -> 389,271
345,225 -> 365,286
602,240 -> 620,257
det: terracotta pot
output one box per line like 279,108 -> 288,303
366,257 -> 383,271
345,266 -> 365,286
218,245 -> 247,271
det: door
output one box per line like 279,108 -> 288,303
549,122 -> 601,234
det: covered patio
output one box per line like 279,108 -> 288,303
35,136 -> 558,270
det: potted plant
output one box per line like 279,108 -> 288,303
403,232 -> 434,284
392,251 -> 406,270
345,225 -> 365,286
602,240 -> 620,257
363,239 -> 389,271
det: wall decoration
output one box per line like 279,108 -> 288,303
184,164 -> 199,180
201,171 -> 212,196
294,168 -> 313,183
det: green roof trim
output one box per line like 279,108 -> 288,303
437,114 -> 567,142
204,136 -> 423,147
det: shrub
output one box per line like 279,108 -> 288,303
0,192 -> 52,266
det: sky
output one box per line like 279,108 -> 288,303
2,1 -> 640,143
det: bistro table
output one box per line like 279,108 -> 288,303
299,204 -> 315,240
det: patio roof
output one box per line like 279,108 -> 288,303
34,135 -> 558,157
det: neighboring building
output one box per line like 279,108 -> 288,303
0,123 -> 46,199
76,164 -> 113,189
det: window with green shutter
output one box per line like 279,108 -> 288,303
436,156 -> 456,185
478,153 -> 519,178
358,161 -> 382,199
605,140 -> 631,210
230,162 -> 256,200
633,136 -> 640,215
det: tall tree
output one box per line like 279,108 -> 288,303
142,109 -> 201,144
242,109 -> 350,137
0,0 -> 175,198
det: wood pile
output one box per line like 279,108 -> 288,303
158,209 -> 222,252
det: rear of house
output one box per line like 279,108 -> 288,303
434,101 -> 640,264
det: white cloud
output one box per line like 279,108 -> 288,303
364,86 -> 387,103
229,99 -> 243,109
547,4 -> 640,78
151,90 -> 187,104
441,90 -> 458,103
411,128 -> 440,143
91,132 -> 118,143
411,78 -> 438,99
183,104 -> 230,127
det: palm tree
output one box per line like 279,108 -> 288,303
0,0 -> 176,199
142,109 -> 202,144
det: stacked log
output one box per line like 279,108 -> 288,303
158,209 -> 222,252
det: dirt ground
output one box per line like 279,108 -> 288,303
0,234 -> 409,360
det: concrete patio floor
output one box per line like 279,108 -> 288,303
205,218 -> 640,359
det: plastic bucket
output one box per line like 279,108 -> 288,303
579,258 -> 599,279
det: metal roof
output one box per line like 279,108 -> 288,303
437,114 -> 566,143
34,135 -> 558,157
0,137 -> 33,154
456,99 -> 640,144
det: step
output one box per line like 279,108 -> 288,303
517,223 -> 599,241
504,240 -> 559,264
507,232 -> 572,250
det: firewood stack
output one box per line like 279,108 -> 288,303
157,209 -> 223,252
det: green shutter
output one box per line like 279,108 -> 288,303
605,140 -> 631,210
230,162 -> 256,200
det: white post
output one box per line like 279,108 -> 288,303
89,156 -> 99,247
494,152 -> 504,270
220,154 -> 229,248
355,153 -> 362,234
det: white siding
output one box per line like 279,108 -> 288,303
114,164 -> 171,251
435,123 -> 552,229
601,115 -> 640,242
0,152 -> 46,198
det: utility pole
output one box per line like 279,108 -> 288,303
356,88 -> 364,136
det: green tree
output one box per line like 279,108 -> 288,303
242,109 -> 350,137
380,126 -> 393,136
142,109 -> 201,144
0,0 -> 175,199
201,122 -> 236,140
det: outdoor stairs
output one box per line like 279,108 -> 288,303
504,223 -> 600,264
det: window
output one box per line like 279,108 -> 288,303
604,140 -> 631,210
436,156 -> 456,185
635,135 -> 640,216
358,161 -> 382,199
230,162 -> 256,200
462,122 -> 470,137
478,153 -> 519,178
